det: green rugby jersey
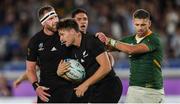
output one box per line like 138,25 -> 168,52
120,32 -> 163,89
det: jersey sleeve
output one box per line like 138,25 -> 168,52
89,37 -> 106,57
26,38 -> 38,62
119,35 -> 134,43
142,35 -> 160,52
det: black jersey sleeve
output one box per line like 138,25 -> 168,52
89,36 -> 106,57
26,37 -> 38,62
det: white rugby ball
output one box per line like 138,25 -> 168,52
64,59 -> 85,82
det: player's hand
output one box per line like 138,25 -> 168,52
13,79 -> 22,88
96,32 -> 109,45
36,86 -> 51,102
74,83 -> 89,97
61,74 -> 73,82
57,60 -> 70,76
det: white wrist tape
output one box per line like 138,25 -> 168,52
109,38 -> 117,47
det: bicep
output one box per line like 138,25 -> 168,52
96,52 -> 111,69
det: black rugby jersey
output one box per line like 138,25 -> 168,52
71,34 -> 115,83
27,30 -> 72,85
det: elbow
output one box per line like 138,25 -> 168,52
127,49 -> 135,54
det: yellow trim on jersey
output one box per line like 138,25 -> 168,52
146,30 -> 152,36
153,59 -> 161,68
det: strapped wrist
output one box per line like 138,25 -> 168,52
32,81 -> 40,90
108,38 -> 117,47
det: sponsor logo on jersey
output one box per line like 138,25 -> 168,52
51,47 -> 57,51
38,43 -> 44,51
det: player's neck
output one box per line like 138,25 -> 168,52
80,30 -> 86,34
74,32 -> 82,47
43,28 -> 54,36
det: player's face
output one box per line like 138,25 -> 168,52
74,13 -> 88,34
133,18 -> 151,37
44,15 -> 59,32
58,29 -> 75,47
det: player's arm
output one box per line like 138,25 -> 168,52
26,61 -> 38,83
26,60 -> 50,102
96,32 -> 149,54
13,66 -> 40,88
114,41 -> 149,54
13,72 -> 28,88
75,52 -> 111,97
84,52 -> 111,85
107,52 -> 115,66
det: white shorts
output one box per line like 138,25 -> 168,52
125,86 -> 165,103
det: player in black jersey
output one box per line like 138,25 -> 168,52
68,8 -> 117,103
26,5 -> 74,103
69,8 -> 92,103
57,19 -> 122,103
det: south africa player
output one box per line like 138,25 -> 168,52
97,9 -> 164,103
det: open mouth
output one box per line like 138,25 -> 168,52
81,25 -> 86,28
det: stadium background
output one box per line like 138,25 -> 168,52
0,0 -> 179,103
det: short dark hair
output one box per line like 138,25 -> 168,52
38,5 -> 55,19
133,9 -> 150,19
57,18 -> 80,32
71,8 -> 88,18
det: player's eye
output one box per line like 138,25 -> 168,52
83,17 -> 87,21
77,18 -> 81,21
141,24 -> 146,26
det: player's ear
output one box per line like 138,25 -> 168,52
148,20 -> 151,27
41,22 -> 46,26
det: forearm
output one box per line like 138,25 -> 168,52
83,66 -> 111,87
115,41 -> 136,54
108,38 -> 149,54
26,69 -> 38,83
26,61 -> 38,83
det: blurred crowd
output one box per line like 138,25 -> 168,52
0,0 -> 180,72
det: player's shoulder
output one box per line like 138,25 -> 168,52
147,32 -> 160,41
84,33 -> 97,41
29,30 -> 44,44
83,34 -> 104,47
31,30 -> 43,39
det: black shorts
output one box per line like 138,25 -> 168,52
37,81 -> 74,103
70,87 -> 92,103
89,76 -> 123,103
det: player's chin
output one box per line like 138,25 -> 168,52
137,32 -> 144,36
65,43 -> 71,47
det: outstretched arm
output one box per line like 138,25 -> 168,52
13,72 -> 28,88
96,32 -> 149,54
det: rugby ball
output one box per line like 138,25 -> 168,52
64,59 -> 85,82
